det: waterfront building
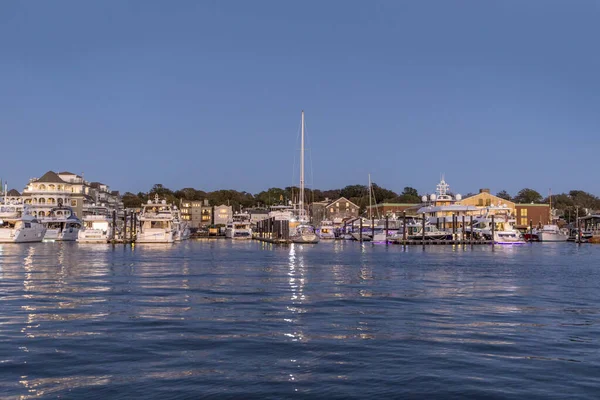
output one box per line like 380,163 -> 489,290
180,200 -> 206,228
246,208 -> 270,225
514,204 -> 551,229
213,205 -> 233,226
22,171 -> 122,218
366,203 -> 421,218
459,189 -> 516,215
3,189 -> 23,204
311,197 -> 360,226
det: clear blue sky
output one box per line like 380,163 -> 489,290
2,1 -> 598,197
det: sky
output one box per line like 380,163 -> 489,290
1,1 -> 599,197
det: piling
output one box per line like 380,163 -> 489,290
385,215 -> 389,245
403,212 -> 407,241
421,214 -> 426,247
112,210 -> 117,241
359,218 -> 363,242
129,211 -> 134,242
469,215 -> 473,245
462,215 -> 465,242
371,216 -> 375,240
452,214 -> 456,240
530,219 -> 533,242
123,210 -> 128,242
491,215 -> 495,245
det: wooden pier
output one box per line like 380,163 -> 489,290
253,217 -> 292,244
390,239 -> 492,245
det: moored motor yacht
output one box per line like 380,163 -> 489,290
78,214 -> 112,243
41,206 -> 82,241
317,220 -> 336,239
536,225 -> 569,242
469,206 -> 525,244
136,196 -> 176,243
226,212 -> 253,239
0,206 -> 46,243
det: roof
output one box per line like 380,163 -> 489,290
325,197 -> 359,209
58,171 -> 82,178
367,203 -> 420,207
7,189 -> 20,196
37,171 -> 67,184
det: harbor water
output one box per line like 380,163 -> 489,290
1,241 -> 599,398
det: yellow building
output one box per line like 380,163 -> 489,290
458,189 -> 516,215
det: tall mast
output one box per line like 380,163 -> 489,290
368,174 -> 372,220
300,110 -> 305,219
549,188 -> 552,224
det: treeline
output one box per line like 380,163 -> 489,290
121,184 -> 422,211
494,188 -> 600,222
122,184 -> 600,221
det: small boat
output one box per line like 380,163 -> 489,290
78,214 -> 112,243
0,206 -> 46,243
226,212 -> 253,239
537,225 -> 568,242
407,224 -> 453,241
41,206 -> 82,241
317,220 -> 336,239
291,223 -> 320,244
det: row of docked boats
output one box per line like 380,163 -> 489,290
0,195 -> 191,244
315,206 -> 569,244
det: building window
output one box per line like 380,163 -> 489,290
520,217 -> 528,226
330,208 -> 334,213
485,199 -> 491,206
521,209 -> 527,217
478,199 -> 483,206
71,199 -> 77,207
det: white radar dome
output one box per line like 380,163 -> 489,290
421,195 -> 427,202
430,194 -> 437,201
455,194 -> 462,201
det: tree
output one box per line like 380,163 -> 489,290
371,183 -> 397,203
402,187 -> 419,197
513,188 -> 543,204
340,184 -> 367,200
496,190 -> 512,201
122,192 -> 143,208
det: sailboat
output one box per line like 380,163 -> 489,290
350,174 -> 379,242
290,110 -> 319,244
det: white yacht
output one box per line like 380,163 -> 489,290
0,206 -> 46,243
226,212 -> 253,239
317,220 -> 336,239
136,196 -> 176,243
41,206 -> 83,241
537,225 -> 569,242
469,206 -> 525,244
78,214 -> 113,243
290,111 -> 319,244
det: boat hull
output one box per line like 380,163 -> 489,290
44,228 -> 80,241
537,232 -> 568,242
0,227 -> 46,243
136,229 -> 175,243
78,229 -> 111,243
291,233 -> 319,244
